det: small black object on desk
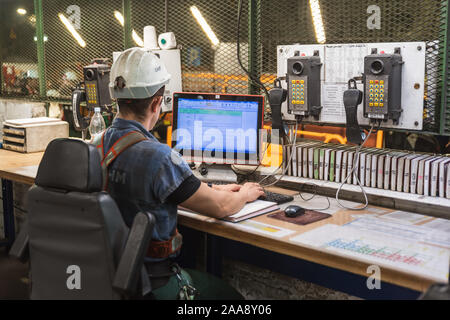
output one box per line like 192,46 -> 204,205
258,192 -> 294,205
284,205 -> 306,218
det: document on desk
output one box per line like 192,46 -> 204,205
423,218 -> 450,233
179,200 -> 278,223
222,200 -> 279,223
290,224 -> 450,283
378,211 -> 432,225
344,216 -> 450,248
366,206 -> 391,215
234,220 -> 296,238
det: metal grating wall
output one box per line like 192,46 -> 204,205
132,0 -> 250,95
441,1 -> 450,135
0,0 -> 40,99
41,0 -> 124,100
0,0 -> 448,134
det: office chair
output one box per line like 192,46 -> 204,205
420,283 -> 450,300
9,138 -> 155,299
420,262 -> 450,300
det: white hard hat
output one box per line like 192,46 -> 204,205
109,47 -> 171,99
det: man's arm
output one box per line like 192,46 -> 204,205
211,184 -> 241,192
180,182 -> 265,219
158,150 -> 265,219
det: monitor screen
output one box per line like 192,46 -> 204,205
172,93 -> 264,165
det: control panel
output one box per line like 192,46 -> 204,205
363,48 -> 403,124
289,77 -> 307,111
364,76 -> 388,119
286,51 -> 322,119
83,61 -> 111,109
277,42 -> 425,130
72,59 -> 112,132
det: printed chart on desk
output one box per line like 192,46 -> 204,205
291,223 -> 450,283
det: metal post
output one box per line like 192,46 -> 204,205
440,1 -> 450,135
0,58 -> 3,96
165,0 -> 169,33
123,0 -> 133,49
1,179 -> 15,249
248,0 -> 261,95
34,0 -> 46,99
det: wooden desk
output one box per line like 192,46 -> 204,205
0,165 -> 39,185
0,149 -> 44,171
0,149 -> 447,299
178,199 -> 441,294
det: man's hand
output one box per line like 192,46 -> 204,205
238,182 -> 265,203
180,182 -> 266,219
213,184 -> 241,192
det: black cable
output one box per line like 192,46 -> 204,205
296,192 -> 331,212
164,0 -> 169,33
367,119 -> 382,134
237,0 -> 269,99
335,123 -> 376,210
234,0 -> 277,180
231,130 -> 272,179
259,122 -> 298,187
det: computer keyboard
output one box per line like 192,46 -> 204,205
206,181 -> 294,205
258,191 -> 294,205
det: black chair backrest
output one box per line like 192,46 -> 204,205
26,138 -> 129,299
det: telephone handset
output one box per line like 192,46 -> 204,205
343,79 -> 363,145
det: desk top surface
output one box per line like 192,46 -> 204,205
0,149 -> 43,171
179,191 -> 450,292
0,149 -> 448,293
0,149 -> 43,184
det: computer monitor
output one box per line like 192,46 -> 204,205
172,92 -> 264,165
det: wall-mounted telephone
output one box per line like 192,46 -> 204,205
72,59 -> 112,132
363,48 -> 403,124
286,50 -> 322,120
83,61 -> 111,110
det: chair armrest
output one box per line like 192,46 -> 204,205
9,222 -> 29,263
113,212 -> 155,297
419,283 -> 450,300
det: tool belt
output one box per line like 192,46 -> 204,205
147,229 -> 183,259
146,261 -> 197,299
146,259 -> 177,290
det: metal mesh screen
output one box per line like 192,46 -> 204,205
132,0 -> 445,131
0,0 -> 40,99
0,0 -> 448,134
132,0 -> 250,95
442,3 -> 450,135
41,0 -> 124,100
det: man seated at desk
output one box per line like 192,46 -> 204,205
95,47 -> 265,299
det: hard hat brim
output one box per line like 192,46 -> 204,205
109,75 -> 171,99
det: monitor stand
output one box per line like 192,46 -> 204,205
192,163 -> 238,183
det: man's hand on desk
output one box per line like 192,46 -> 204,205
212,182 -> 265,202
239,182 -> 266,202
212,183 -> 241,192
180,181 -> 265,219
